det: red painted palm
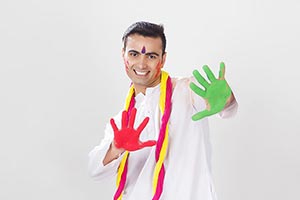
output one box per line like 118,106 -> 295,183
110,108 -> 157,151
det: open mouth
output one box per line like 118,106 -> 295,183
134,69 -> 149,76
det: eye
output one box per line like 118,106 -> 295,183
129,52 -> 138,57
148,54 -> 157,59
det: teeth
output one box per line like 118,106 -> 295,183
135,70 -> 147,76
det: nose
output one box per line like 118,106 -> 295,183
136,56 -> 147,69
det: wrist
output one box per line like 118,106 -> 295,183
111,141 -> 125,158
225,92 -> 235,108
102,142 -> 125,166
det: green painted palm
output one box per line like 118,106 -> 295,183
189,62 -> 232,121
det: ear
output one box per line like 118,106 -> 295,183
121,48 -> 125,59
161,52 -> 167,68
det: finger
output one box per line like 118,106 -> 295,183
140,140 -> 157,148
219,62 -> 226,80
137,117 -> 149,133
128,108 -> 137,128
121,110 -> 128,128
192,70 -> 210,89
190,82 -> 205,97
191,110 -> 212,121
110,118 -> 119,132
203,65 -> 217,82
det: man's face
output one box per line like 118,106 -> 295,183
122,34 -> 166,94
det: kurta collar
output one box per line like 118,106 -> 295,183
135,83 -> 161,102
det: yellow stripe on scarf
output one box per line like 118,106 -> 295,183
152,71 -> 169,194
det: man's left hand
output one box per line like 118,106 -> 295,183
189,62 -> 232,121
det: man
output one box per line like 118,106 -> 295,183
88,21 -> 238,200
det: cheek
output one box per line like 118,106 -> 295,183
154,61 -> 162,77
124,59 -> 130,71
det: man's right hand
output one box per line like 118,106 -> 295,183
110,108 -> 157,151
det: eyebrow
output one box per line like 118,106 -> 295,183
128,50 -> 140,54
145,52 -> 160,56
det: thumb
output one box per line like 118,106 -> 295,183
192,110 -> 211,121
139,140 -> 157,148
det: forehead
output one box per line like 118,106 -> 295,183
125,34 -> 163,53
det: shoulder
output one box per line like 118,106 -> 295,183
170,76 -> 206,110
170,76 -> 194,100
171,76 -> 193,90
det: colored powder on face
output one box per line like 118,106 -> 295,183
154,61 -> 162,78
141,46 -> 146,54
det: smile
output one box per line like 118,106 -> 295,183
134,69 -> 149,76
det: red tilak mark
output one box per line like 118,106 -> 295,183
141,46 -> 146,54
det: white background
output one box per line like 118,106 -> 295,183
1,0 -> 299,199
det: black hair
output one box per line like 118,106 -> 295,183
122,21 -> 166,54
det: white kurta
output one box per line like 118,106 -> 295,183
88,77 -> 238,200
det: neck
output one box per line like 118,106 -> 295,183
133,84 -> 159,95
134,87 -> 146,95
133,76 -> 162,96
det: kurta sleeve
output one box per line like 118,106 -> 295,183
88,113 -> 124,181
